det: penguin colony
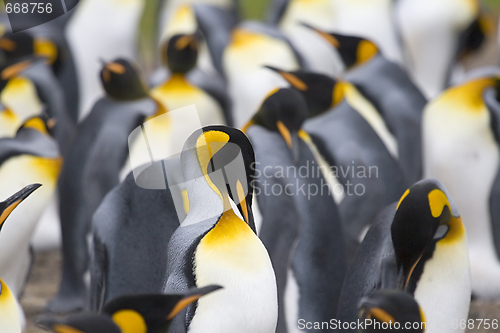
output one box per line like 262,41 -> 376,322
0,0 -> 496,332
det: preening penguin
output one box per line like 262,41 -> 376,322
358,290 -> 425,333
245,88 -> 346,333
302,26 -> 426,184
338,179 -> 470,333
163,125 -> 277,333
423,76 -> 500,299
0,184 -> 41,333
48,59 -> 157,313
89,171 -> 180,311
0,117 -> 60,300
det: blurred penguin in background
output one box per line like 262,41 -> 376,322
46,59 -> 158,313
423,76 -> 500,300
66,0 -> 146,120
396,0 -> 488,98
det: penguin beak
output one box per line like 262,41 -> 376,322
298,22 -> 340,48
0,184 -> 41,231
276,121 -> 300,163
167,285 -> 222,320
1,59 -> 33,80
264,65 -> 308,91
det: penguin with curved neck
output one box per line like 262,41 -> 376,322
163,125 -> 277,333
338,179 -> 470,333
244,88 -> 346,333
46,58 -> 158,314
268,23 -> 426,185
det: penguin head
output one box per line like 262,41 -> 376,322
100,58 -> 150,101
0,32 -> 34,64
358,290 -> 425,333
391,179 -> 464,292
0,184 -> 41,232
0,57 -> 35,91
301,23 -> 379,69
182,125 -> 257,227
18,115 -> 56,138
264,66 -> 340,117
37,313 -> 121,333
248,88 -> 308,162
161,33 -> 199,74
102,285 -> 222,333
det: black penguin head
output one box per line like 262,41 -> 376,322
161,34 -> 199,74
102,285 -> 222,333
37,312 -> 121,333
249,88 -> 308,162
17,115 -> 56,138
264,66 -> 339,117
391,179 -> 463,292
0,32 -> 34,64
301,23 -> 379,69
100,58 -> 150,101
358,290 -> 425,333
0,184 -> 41,232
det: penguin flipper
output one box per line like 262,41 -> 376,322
89,233 -> 108,312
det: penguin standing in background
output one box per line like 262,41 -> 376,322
423,77 -> 500,300
396,0 -> 487,98
222,23 -> 303,127
39,286 -> 222,333
0,117 -> 61,302
47,59 -> 158,313
66,0 -> 146,119
338,179 -> 470,333
245,88 -> 346,333
301,27 -> 426,184
0,184 -> 42,333
268,0 -> 343,76
0,34 -> 76,154
163,126 -> 277,333
265,68 -> 407,258
89,170 -> 180,311
358,290 -> 425,333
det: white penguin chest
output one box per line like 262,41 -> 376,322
189,213 -> 278,333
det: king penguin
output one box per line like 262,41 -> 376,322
222,22 -> 303,127
89,170 -> 180,311
265,68 -> 408,258
163,125 -> 277,333
422,76 -> 500,300
39,286 -> 222,333
0,183 -> 41,333
396,0 -> 487,98
0,117 -> 61,303
299,26 -> 426,184
47,59 -> 158,313
338,179 -> 470,333
357,290 -> 425,333
244,88 -> 346,333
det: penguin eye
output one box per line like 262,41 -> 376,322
434,224 -> 449,240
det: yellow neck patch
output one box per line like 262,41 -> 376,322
53,324 -> 85,333
441,77 -> 495,112
34,38 -> 58,64
332,81 -> 346,107
24,118 -> 48,135
112,309 -> 147,333
438,216 -> 465,245
229,28 -> 265,49
356,40 -> 378,65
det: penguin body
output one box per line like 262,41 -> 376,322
66,0 -> 145,119
0,120 -> 60,299
0,184 -> 41,333
245,89 -> 346,333
89,171 -> 180,311
423,77 -> 500,299
338,179 -> 471,333
163,126 -> 277,333
223,22 -> 302,127
47,59 -> 157,313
